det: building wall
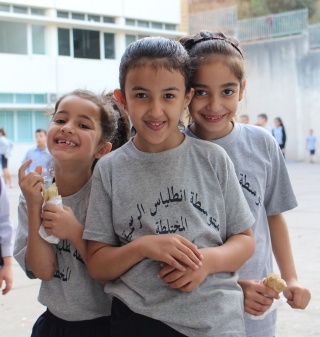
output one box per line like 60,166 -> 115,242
0,0 -> 185,175
241,34 -> 320,161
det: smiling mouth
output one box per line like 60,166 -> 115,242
56,140 -> 76,147
202,114 -> 226,122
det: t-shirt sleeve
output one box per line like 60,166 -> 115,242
264,137 -> 298,215
83,162 -> 119,246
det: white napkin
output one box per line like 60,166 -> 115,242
38,196 -> 63,244
245,282 -> 287,320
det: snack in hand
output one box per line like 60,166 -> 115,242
42,182 -> 59,202
263,273 -> 287,293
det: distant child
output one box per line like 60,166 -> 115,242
272,117 -> 286,158
180,30 -> 311,337
0,128 -> 13,187
22,129 -> 53,176
14,90 -> 130,337
256,113 -> 272,133
306,129 -> 317,163
240,114 -> 250,124
83,36 -> 256,337
0,176 -> 14,295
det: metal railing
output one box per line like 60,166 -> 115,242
189,6 -> 237,35
237,9 -> 308,41
309,24 -> 320,49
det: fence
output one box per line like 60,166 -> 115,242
309,24 -> 320,49
237,8 -> 308,41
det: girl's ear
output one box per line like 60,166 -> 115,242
184,88 -> 195,110
114,89 -> 127,109
95,142 -> 112,159
239,80 -> 246,101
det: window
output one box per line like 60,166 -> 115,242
88,15 -> 100,22
72,13 -> 85,20
16,94 -> 32,104
32,25 -> 46,54
104,33 -> 115,59
103,16 -> 115,24
34,111 -> 51,131
73,29 -> 100,59
0,93 -> 14,103
138,20 -> 149,28
125,34 -> 136,47
57,11 -> 68,18
17,111 -> 33,142
165,24 -> 176,31
0,111 -> 14,140
126,19 -> 135,26
0,4 -> 10,12
34,94 -> 47,104
151,22 -> 162,29
13,6 -> 28,14
31,8 -> 45,16
0,21 -> 27,54
58,28 -> 70,56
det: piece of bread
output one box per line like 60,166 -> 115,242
263,273 -> 287,293
42,182 -> 59,202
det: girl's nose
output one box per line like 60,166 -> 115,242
61,123 -> 74,134
148,100 -> 163,118
207,97 -> 222,112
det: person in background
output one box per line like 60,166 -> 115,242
0,176 -> 14,295
0,128 -> 13,188
180,30 -> 311,337
306,129 -> 317,163
272,117 -> 286,158
256,113 -> 272,133
240,114 -> 250,124
22,129 -> 53,176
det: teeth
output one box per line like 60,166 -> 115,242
149,122 -> 163,126
58,140 -> 76,147
205,115 -> 222,120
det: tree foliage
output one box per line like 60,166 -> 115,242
266,0 -> 316,17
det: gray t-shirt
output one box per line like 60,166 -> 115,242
83,136 -> 255,337
14,178 -> 112,321
184,124 -> 298,337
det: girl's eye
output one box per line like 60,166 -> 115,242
136,93 -> 147,99
79,124 -> 89,129
194,90 -> 206,96
223,89 -> 234,96
54,119 -> 65,124
164,93 -> 174,99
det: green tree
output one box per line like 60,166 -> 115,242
266,0 -> 316,17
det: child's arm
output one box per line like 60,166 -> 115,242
268,214 -> 311,309
86,234 -> 203,283
18,160 -> 57,280
0,256 -> 13,295
158,227 -> 255,292
41,204 -> 87,263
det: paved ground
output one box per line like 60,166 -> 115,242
1,161 -> 319,337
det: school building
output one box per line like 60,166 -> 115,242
0,0 -> 187,174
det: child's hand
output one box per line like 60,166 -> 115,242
238,280 -> 279,316
0,257 -> 13,295
138,234 -> 203,272
41,204 -> 82,243
18,160 -> 44,206
283,280 -> 311,309
157,260 -> 209,292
